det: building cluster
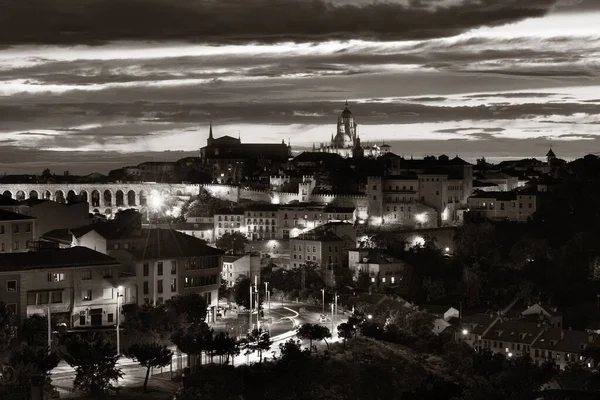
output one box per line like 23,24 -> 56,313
0,101 -> 565,337
0,207 -> 223,330
455,301 -> 599,370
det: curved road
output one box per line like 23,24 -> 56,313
50,303 -> 339,398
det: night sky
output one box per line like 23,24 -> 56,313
1,0 -> 599,174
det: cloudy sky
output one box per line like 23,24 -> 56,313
1,0 -> 599,174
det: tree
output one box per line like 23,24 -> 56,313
125,343 -> 173,391
337,323 -> 355,348
356,270 -> 372,291
61,332 -> 123,399
278,339 -> 310,363
122,303 -> 184,347
0,302 -> 16,351
21,314 -> 48,347
233,277 -> 252,310
167,293 -> 208,325
210,332 -> 239,364
296,323 -> 332,351
9,343 -> 59,383
171,322 -> 214,371
244,328 -> 272,363
216,231 -> 248,255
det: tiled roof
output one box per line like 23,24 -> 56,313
214,207 -> 245,215
42,228 -> 73,244
223,255 -> 244,263
293,229 -> 343,242
355,249 -> 404,265
0,195 -> 20,206
421,305 -> 456,316
460,313 -> 498,335
482,320 -> 544,344
126,229 -> 224,260
70,221 -> 136,240
244,204 -> 280,212
0,209 -> 35,221
533,329 -> 597,353
0,246 -> 119,272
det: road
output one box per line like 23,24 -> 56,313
49,302 -> 347,398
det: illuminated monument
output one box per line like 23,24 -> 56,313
314,101 -> 391,158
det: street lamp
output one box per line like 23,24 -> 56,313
462,329 -> 468,336
117,286 -> 123,356
331,303 -> 334,334
367,314 -> 373,320
320,289 -> 325,315
334,293 -> 339,324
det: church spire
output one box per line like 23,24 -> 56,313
345,100 -> 348,107
209,121 -> 214,139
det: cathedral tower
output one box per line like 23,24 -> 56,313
333,101 -> 356,148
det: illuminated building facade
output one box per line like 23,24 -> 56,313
367,154 -> 473,227
467,187 -> 539,222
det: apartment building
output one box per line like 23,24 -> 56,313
467,187 -> 540,222
214,207 -> 245,239
457,315 -> 599,370
244,204 -> 279,241
111,229 -> 224,322
290,229 -> 345,287
222,253 -> 261,287
277,203 -> 355,239
0,247 -> 133,328
348,249 -> 411,287
0,210 -> 36,253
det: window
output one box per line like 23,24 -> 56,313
82,290 -> 92,301
143,281 -> 149,295
103,269 -> 113,279
13,241 -> 18,251
114,243 -> 120,250
312,246 -> 316,252
81,270 -> 92,280
51,291 -> 62,303
157,262 -> 163,276
157,279 -> 163,294
171,261 -> 177,275
0,225 -> 3,234
48,273 -> 65,282
103,288 -> 113,300
171,278 -> 177,292
107,313 -> 114,323
13,225 -> 18,234
6,280 -> 17,292
124,243 -> 129,249
143,263 -> 149,276
0,243 -> 4,252
7,303 -> 16,314
79,314 -> 86,325
26,224 -> 31,233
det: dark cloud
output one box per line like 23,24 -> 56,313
0,0 -> 558,45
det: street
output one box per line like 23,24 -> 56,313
49,302 -> 346,398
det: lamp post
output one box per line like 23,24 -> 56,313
331,303 -> 334,334
117,286 -> 123,356
264,282 -> 269,316
249,283 -> 254,330
334,293 -> 339,325
320,289 -> 325,316
255,275 -> 260,331
47,304 -> 51,355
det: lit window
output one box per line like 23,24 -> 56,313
48,273 -> 65,282
6,280 -> 17,292
82,290 -> 92,301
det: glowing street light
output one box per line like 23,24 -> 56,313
415,213 -> 427,224
462,329 -> 468,336
508,352 -> 513,358
367,314 -> 373,320
149,194 -> 163,211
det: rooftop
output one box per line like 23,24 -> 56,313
354,249 -> 405,265
0,246 -> 119,272
482,320 -> 544,344
42,228 -> 73,244
0,195 -> 21,206
126,229 -> 224,260
292,229 -> 343,242
215,207 -> 245,215
0,209 -> 35,221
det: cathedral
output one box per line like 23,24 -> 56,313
313,101 -> 391,158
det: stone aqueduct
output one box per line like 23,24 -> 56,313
0,183 -> 200,216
